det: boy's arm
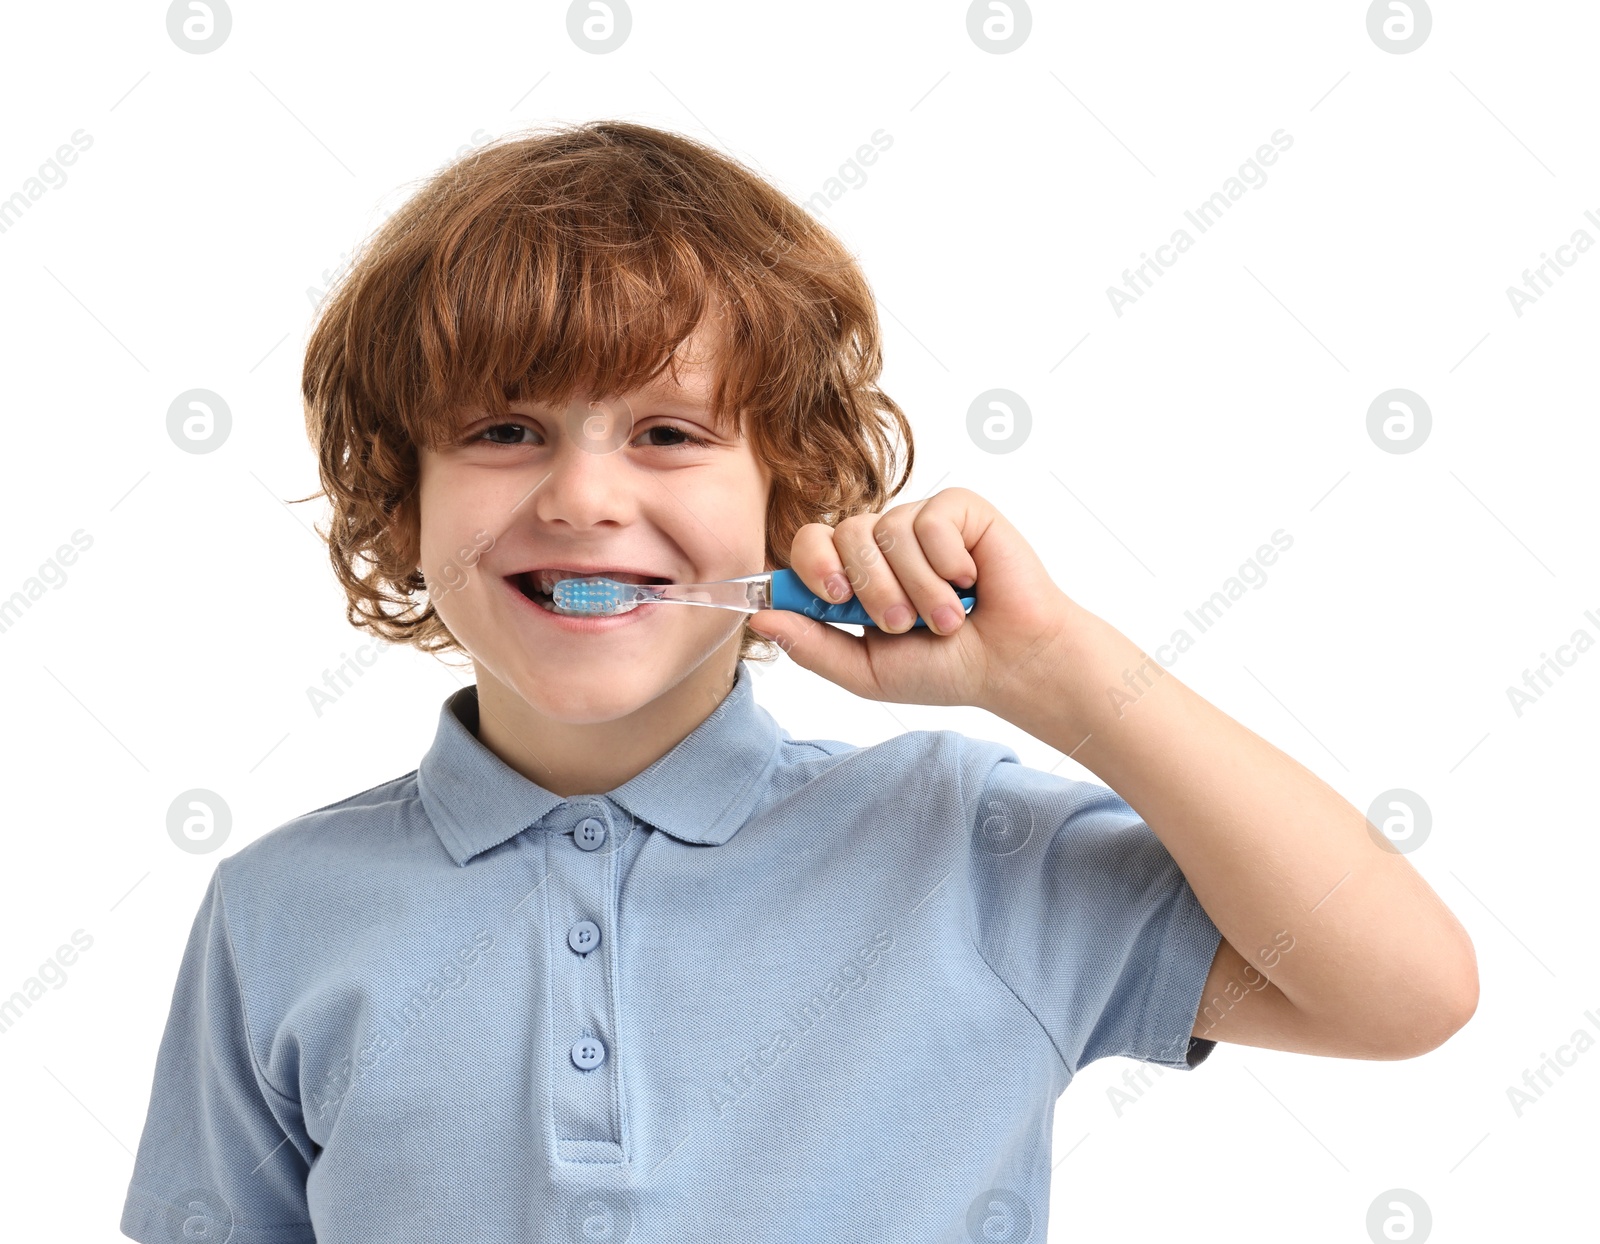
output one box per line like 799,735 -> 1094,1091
744,485 -> 1476,1059
121,869 -> 316,1242
986,601 -> 1479,1062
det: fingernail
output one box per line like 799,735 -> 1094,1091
884,603 -> 913,630
933,605 -> 962,633
824,573 -> 851,602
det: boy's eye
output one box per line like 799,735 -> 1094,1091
478,422 -> 534,445
636,424 -> 711,449
474,422 -> 710,449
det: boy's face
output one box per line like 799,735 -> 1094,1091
414,321 -> 771,725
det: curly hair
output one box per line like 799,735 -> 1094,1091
296,119 -> 914,664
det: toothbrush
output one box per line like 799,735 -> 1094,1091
549,568 -> 977,629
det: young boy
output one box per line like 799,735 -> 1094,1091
121,120 -> 1478,1243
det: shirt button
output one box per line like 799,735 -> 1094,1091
570,1036 -> 607,1070
568,920 -> 600,955
574,817 -> 606,851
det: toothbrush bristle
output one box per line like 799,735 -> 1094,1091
549,576 -> 640,616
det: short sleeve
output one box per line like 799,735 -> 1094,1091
121,868 -> 317,1244
961,736 -> 1224,1077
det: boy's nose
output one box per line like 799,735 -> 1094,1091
529,416 -> 642,527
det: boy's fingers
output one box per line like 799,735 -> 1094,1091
788,523 -> 853,603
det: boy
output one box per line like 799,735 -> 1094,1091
121,120 -> 1477,1243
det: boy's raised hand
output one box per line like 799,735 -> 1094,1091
747,487 -> 1078,711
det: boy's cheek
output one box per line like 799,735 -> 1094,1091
416,523 -> 490,601
432,563 -> 469,595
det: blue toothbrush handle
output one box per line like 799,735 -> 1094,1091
768,568 -> 977,629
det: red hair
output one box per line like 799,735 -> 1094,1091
297,119 -> 913,661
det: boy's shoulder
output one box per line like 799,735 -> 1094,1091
770,722 -> 1013,802
214,767 -> 425,892
773,722 -> 960,763
784,723 -> 1017,766
209,725 -> 1032,894
785,722 -> 1122,826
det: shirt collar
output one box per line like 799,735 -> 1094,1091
417,660 -> 781,865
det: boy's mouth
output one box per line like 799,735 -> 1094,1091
510,568 -> 671,606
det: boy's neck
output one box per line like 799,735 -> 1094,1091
468,647 -> 742,798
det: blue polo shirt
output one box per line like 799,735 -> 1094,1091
121,659 -> 1221,1244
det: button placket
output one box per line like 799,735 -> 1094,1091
544,798 -> 627,1164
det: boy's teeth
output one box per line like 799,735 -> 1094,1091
533,569 -> 654,594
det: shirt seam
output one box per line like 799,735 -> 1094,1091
123,1189 -> 317,1242
213,863 -> 304,1108
300,768 -> 417,821
603,810 -> 627,1152
957,733 -> 1078,1076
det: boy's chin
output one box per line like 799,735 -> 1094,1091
494,663 -> 672,721
471,617 -> 743,713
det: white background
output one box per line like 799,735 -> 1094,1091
0,1 -> 1594,1240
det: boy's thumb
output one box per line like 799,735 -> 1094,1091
747,608 -> 867,690
748,608 -> 831,668
747,609 -> 792,647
